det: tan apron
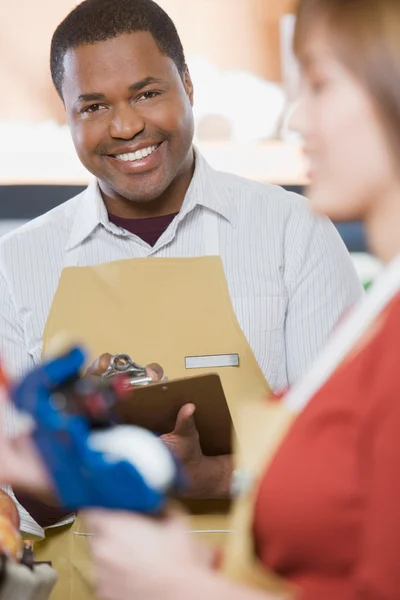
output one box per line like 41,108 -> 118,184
34,209 -> 271,599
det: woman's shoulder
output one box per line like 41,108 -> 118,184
308,292 -> 400,415
357,292 -> 400,449
357,292 -> 400,404
373,292 -> 400,345
335,292 -> 400,376
383,291 -> 400,320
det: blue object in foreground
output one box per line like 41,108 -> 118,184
11,348 -> 180,514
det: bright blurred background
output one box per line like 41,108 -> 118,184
0,0 -> 381,285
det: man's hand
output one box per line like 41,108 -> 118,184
161,403 -> 202,464
161,404 -> 233,499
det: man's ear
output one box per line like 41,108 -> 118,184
183,65 -> 194,106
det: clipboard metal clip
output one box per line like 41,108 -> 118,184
102,354 -> 153,387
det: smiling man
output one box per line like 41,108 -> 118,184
60,30 -> 195,219
0,1 -> 362,598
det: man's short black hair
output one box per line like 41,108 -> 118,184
50,0 -> 186,98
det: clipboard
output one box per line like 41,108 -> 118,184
113,373 -> 234,456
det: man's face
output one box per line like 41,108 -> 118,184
62,32 -> 194,203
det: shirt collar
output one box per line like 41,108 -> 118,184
178,147 -> 236,226
65,147 -> 236,251
65,177 -> 113,251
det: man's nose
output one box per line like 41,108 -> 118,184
109,104 -> 145,139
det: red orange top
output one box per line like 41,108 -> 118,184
254,294 -> 400,600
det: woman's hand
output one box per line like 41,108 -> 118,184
83,509 -> 216,600
0,405 -> 51,494
84,510 -> 293,600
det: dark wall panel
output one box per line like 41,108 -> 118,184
0,184 -> 367,252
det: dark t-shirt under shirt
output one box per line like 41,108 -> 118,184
108,212 -> 179,246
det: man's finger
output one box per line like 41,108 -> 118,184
145,363 -> 164,381
173,403 -> 197,437
87,353 -> 113,376
88,357 -> 164,381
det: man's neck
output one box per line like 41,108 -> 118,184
100,148 -> 195,219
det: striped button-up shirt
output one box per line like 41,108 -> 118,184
0,150 -> 363,535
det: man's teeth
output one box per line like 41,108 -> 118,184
115,145 -> 158,162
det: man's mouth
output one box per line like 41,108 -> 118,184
112,144 -> 160,162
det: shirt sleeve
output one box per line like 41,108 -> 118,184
0,269 -> 35,383
283,204 -> 364,386
0,268 -> 74,535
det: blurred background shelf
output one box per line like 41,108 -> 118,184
0,140 -> 308,187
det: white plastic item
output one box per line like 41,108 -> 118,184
88,425 -> 177,491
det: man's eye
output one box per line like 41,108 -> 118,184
82,104 -> 104,114
137,91 -> 160,102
